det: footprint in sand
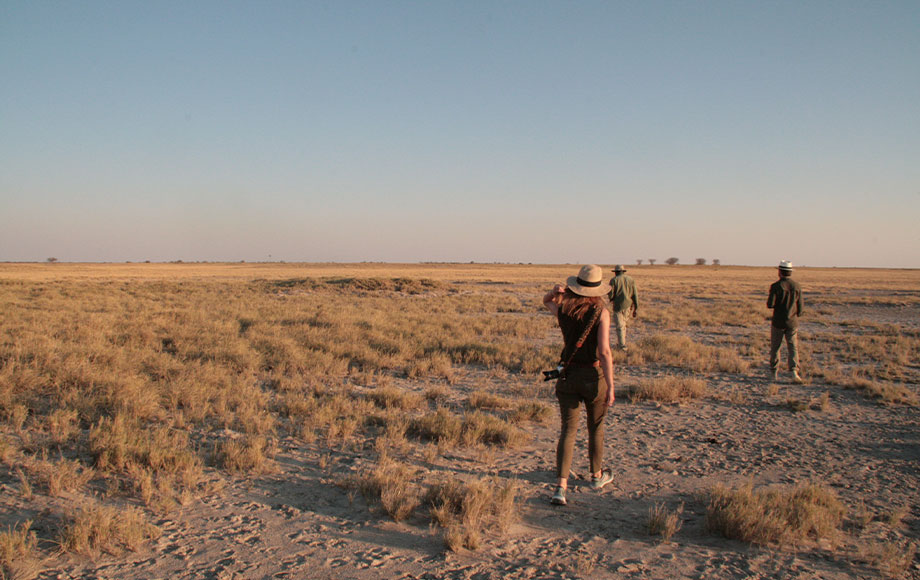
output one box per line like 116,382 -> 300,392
354,547 -> 395,569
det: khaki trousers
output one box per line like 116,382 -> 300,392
613,310 -> 630,348
770,325 -> 799,372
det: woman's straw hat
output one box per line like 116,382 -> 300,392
566,264 -> 611,297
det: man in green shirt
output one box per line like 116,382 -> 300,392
608,265 -> 638,351
767,260 -> 804,383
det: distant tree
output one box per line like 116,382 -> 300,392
648,259 -> 656,266
637,259 -> 643,266
712,259 -> 721,266
665,257 -> 679,265
46,257 -> 58,263
695,258 -> 706,266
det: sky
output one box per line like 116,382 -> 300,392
1,1 -> 918,267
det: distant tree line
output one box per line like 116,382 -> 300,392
632,258 -> 721,266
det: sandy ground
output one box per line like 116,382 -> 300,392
7,300 -> 919,580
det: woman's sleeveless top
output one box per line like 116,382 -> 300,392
557,305 -> 601,366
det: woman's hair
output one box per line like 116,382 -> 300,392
560,289 -> 605,319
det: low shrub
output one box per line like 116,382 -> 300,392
705,482 -> 845,547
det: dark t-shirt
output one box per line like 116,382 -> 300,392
557,305 -> 601,365
767,277 -> 804,329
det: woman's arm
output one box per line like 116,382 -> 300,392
542,283 -> 565,316
596,308 -> 615,406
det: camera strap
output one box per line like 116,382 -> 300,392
560,305 -> 603,372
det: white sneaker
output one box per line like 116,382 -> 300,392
551,486 -> 567,506
591,469 -> 614,490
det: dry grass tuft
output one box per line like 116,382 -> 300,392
628,376 -> 707,403
467,391 -> 514,411
705,482 -> 845,547
345,455 -> 420,522
851,380 -> 918,406
635,334 -> 751,373
859,539 -> 918,578
461,412 -> 527,448
508,401 -> 553,424
783,398 -> 809,413
424,385 -> 449,404
408,407 -> 463,445
365,386 -> 424,410
215,436 -> 276,474
60,504 -> 161,557
0,520 -> 40,580
425,476 -> 518,551
25,456 -> 95,497
647,502 -> 683,542
885,505 -> 910,528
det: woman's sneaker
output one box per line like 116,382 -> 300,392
591,469 -> 614,490
550,486 -> 567,506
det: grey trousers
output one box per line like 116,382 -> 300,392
770,325 -> 799,372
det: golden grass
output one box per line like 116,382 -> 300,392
408,407 -> 463,445
60,503 -> 161,557
425,476 -> 518,551
508,401 -> 553,424
365,386 -> 425,411
630,334 -> 751,373
628,376 -> 708,403
215,436 -> 276,475
1,263 -> 917,564
859,539 -> 918,578
0,520 -> 39,580
705,482 -> 845,547
345,454 -> 421,522
647,502 -> 684,542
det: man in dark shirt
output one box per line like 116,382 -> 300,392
767,260 -> 804,383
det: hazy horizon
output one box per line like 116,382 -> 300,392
2,2 -> 918,268
4,259 -> 916,271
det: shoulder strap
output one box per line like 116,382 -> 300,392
561,306 -> 603,369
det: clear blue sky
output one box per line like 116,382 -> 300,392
2,1 -> 918,267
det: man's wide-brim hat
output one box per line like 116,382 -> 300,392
612,264 -> 627,273
566,264 -> 611,297
778,260 -> 794,271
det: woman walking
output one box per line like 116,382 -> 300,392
542,264 -> 616,506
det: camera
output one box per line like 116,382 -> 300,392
542,365 -> 564,381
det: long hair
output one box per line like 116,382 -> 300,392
560,289 -> 605,320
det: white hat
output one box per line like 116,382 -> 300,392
778,260 -> 793,271
566,264 -> 611,297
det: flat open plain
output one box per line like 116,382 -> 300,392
1,263 -> 917,579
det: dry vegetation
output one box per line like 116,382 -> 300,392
0,262 -> 918,578
705,482 -> 846,547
